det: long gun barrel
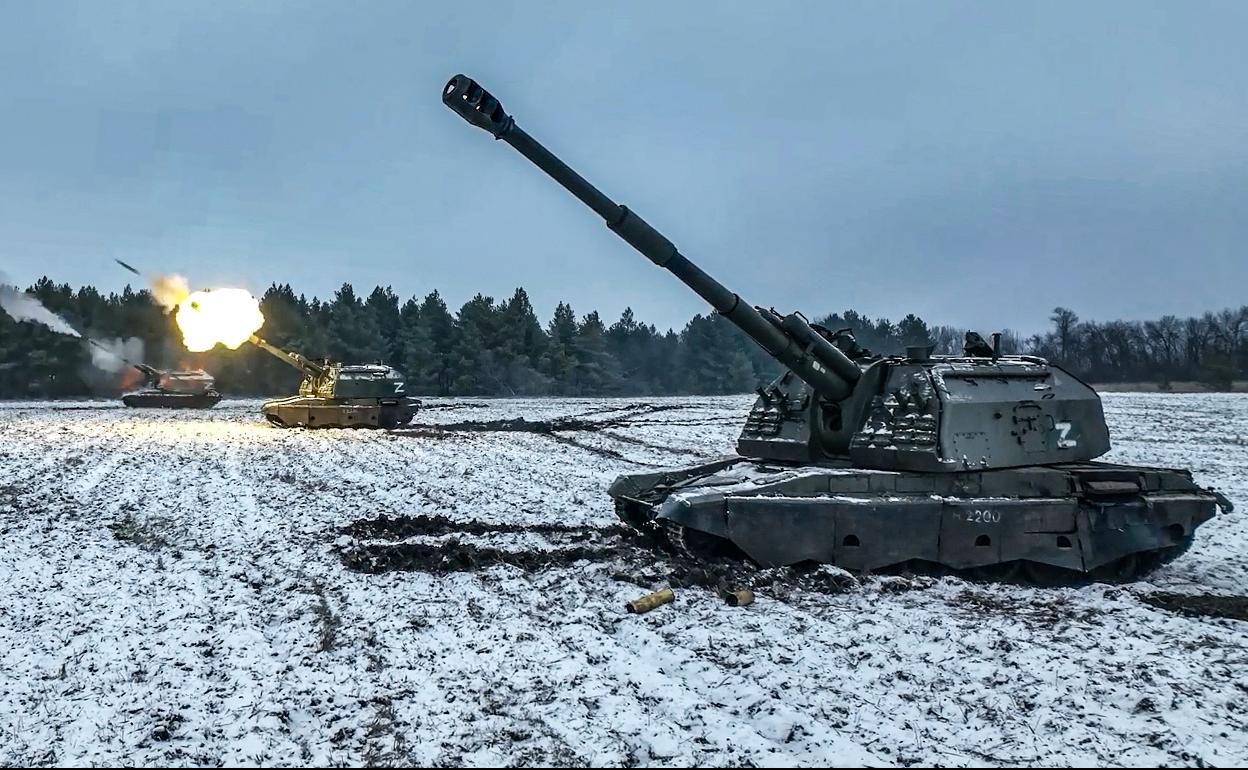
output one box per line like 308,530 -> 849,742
131,362 -> 160,385
248,334 -> 328,379
442,75 -> 860,400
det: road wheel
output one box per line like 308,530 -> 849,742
660,521 -> 739,564
1091,553 -> 1141,584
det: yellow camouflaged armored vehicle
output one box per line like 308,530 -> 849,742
249,335 -> 418,429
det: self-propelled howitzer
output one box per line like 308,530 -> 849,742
249,334 -> 419,429
121,363 -> 221,409
443,74 -> 1230,582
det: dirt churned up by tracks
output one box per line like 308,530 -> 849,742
338,511 -> 937,604
1140,591 -> 1248,621
1,394 -> 1246,766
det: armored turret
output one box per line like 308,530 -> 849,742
443,75 -> 1109,472
443,74 -> 1229,582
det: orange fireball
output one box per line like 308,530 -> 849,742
175,288 -> 265,352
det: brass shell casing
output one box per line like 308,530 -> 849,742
625,588 -> 675,614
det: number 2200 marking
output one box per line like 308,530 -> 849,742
961,509 -> 1001,524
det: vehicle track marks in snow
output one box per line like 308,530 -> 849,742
341,512 -> 626,540
1140,591 -> 1248,621
2,394 -> 1246,766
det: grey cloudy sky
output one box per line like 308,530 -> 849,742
1,1 -> 1245,335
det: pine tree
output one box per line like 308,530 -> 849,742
544,301 -> 578,393
417,290 -> 456,395
897,313 -> 932,349
606,307 -> 649,392
327,283 -> 384,363
214,285 -> 309,394
572,311 -> 621,395
499,288 -> 550,394
397,301 -> 434,393
453,294 -> 500,394
365,286 -> 402,363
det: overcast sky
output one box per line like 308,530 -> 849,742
1,1 -> 1245,335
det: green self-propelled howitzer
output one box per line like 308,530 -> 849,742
443,74 -> 1233,583
249,335 -> 419,429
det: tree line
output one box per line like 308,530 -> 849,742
0,277 -> 1244,397
1026,306 -> 1248,389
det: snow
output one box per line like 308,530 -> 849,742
0,393 -> 1246,767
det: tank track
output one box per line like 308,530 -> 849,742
261,398 -> 418,429
121,391 -> 222,409
616,499 -> 1194,587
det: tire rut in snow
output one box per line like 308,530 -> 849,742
396,403 -> 686,436
1140,592 -> 1248,621
544,433 -> 661,466
336,512 -> 903,603
338,513 -> 641,575
392,403 -> 678,464
417,402 -> 489,411
598,429 -> 717,458
341,513 -> 627,541
338,515 -> 868,601
339,538 -> 635,574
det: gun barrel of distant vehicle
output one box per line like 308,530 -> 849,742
442,74 -> 859,400
248,335 -> 327,378
85,337 -> 140,369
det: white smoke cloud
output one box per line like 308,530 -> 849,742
0,273 -> 82,338
1,272 -> 149,376
150,273 -> 190,311
89,337 -> 145,373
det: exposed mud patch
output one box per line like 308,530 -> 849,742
341,513 -> 627,541
626,417 -> 742,427
615,560 -> 866,599
417,402 -> 488,411
45,404 -> 126,411
340,538 -> 635,574
338,532 -> 865,602
1140,592 -> 1248,622
951,588 -> 1107,626
338,514 -> 920,604
339,513 -> 647,575
382,428 -> 470,441
426,416 -> 597,433
107,513 -> 174,552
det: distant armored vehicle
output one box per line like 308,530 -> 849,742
249,335 -> 418,429
122,364 -> 221,409
443,74 -> 1232,583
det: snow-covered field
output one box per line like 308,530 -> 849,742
1,393 -> 1245,767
